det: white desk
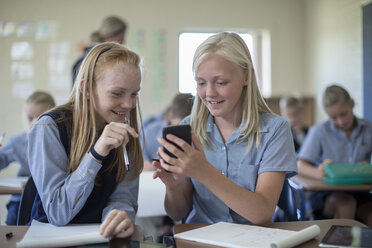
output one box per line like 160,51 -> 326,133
137,171 -> 166,217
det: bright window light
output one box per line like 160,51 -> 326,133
179,32 -> 253,95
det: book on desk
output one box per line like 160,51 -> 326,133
323,163 -> 372,185
174,222 -> 320,248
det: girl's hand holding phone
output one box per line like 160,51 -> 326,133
156,132 -> 213,180
94,122 -> 138,157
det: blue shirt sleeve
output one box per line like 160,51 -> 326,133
258,118 -> 298,177
28,115 -> 138,225
297,124 -> 322,166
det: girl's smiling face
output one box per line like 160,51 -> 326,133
92,62 -> 141,128
195,54 -> 248,124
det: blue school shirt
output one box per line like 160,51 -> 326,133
182,113 -> 297,224
0,132 -> 30,202
28,115 -> 139,226
298,117 -> 372,165
143,119 -> 168,161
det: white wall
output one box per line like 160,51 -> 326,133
304,0 -> 367,122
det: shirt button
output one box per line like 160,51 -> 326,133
222,146 -> 226,150
88,169 -> 94,174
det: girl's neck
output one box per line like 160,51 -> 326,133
214,115 -> 241,143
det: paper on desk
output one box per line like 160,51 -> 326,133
16,220 -> 108,248
0,176 -> 28,188
174,222 -> 320,248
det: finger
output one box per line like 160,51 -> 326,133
113,218 -> 132,237
100,210 -> 126,238
114,220 -> 134,238
158,137 -> 183,161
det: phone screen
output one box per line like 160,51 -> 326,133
162,124 -> 191,158
320,225 -> 372,248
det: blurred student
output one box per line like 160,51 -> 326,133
28,42 -> 143,238
72,15 -> 127,85
0,91 -> 55,225
153,32 -> 297,225
280,95 -> 308,153
143,93 -> 194,171
298,85 -> 372,226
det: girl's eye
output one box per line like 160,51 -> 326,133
217,81 -> 227,86
131,92 -> 139,97
112,92 -> 122,97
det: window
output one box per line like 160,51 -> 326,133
178,31 -> 271,97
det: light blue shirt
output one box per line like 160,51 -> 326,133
28,115 -> 139,226
0,132 -> 30,201
142,119 -> 168,161
182,113 -> 297,224
298,117 -> 372,165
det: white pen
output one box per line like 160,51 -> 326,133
123,144 -> 130,171
0,132 -> 5,146
123,116 -> 130,171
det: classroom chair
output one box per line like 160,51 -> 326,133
274,179 -> 306,222
17,176 -> 37,225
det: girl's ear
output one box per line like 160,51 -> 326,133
350,99 -> 355,108
79,79 -> 89,97
243,68 -> 253,86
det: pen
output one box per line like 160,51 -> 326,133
123,116 -> 130,171
0,132 -> 5,145
123,145 -> 130,171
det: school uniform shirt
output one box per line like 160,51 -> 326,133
298,117 -> 372,165
0,132 -> 30,202
142,119 -> 168,161
182,113 -> 297,224
28,115 -> 139,226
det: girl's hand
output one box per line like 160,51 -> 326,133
318,158 -> 333,179
153,158 -> 186,188
156,132 -> 213,180
94,122 -> 138,157
100,209 -> 134,238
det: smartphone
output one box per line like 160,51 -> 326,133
162,124 -> 191,159
319,225 -> 372,248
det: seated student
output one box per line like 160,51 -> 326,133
279,95 -> 308,153
153,32 -> 297,225
72,15 -> 127,86
28,42 -> 143,238
298,85 -> 372,226
0,91 -> 55,225
143,93 -> 194,171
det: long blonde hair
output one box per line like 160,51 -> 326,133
191,32 -> 271,151
58,42 -> 143,182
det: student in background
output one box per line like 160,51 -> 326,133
154,32 -> 297,225
72,15 -> 127,86
0,90 -> 55,225
143,93 -> 194,171
28,42 -> 143,238
298,85 -> 372,226
280,95 -> 308,153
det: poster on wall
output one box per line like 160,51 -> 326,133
12,82 -> 34,99
11,42 -> 33,60
11,62 -> 34,80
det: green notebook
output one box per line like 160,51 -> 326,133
323,163 -> 372,185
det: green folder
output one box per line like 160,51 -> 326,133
323,163 -> 372,185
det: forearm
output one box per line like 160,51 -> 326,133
298,159 -> 322,179
198,168 -> 283,225
164,179 -> 192,221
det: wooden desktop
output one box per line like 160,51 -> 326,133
290,175 -> 372,191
